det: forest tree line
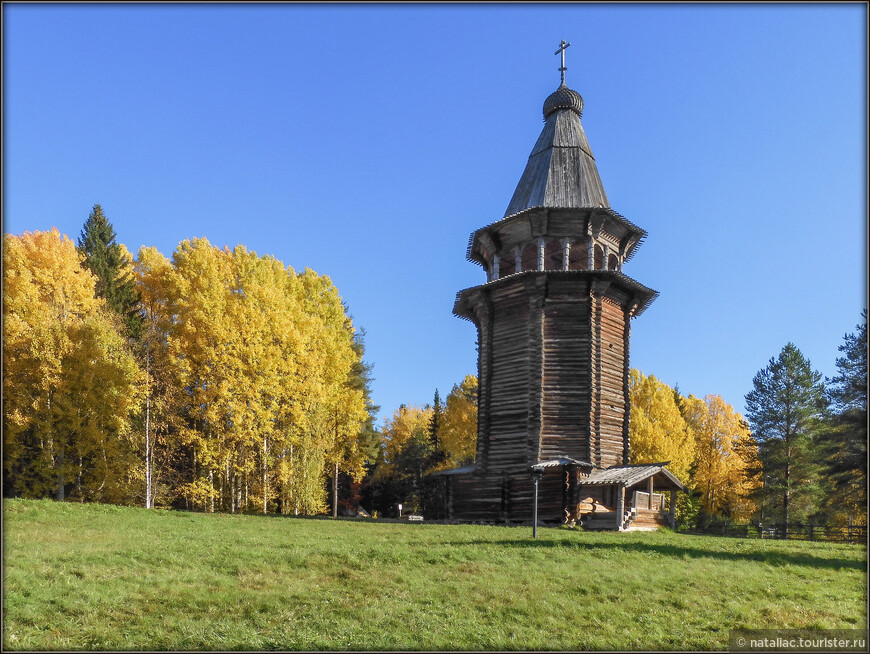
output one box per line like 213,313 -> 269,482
3,206 -> 866,527
4,206 -> 376,514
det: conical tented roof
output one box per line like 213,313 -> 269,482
504,84 -> 609,218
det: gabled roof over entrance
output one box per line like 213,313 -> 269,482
577,463 -> 688,492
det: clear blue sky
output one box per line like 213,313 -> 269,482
3,3 -> 867,425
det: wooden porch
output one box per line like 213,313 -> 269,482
574,463 -> 688,531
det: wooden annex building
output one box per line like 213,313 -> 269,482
436,44 -> 687,530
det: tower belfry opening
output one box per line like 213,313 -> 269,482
436,43 -> 686,530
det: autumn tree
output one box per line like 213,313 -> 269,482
365,404 -> 434,516
745,343 -> 827,528
132,239 -> 366,516
820,312 -> 867,524
437,375 -> 478,470
77,204 -> 142,338
682,394 -> 760,522
133,246 -> 187,508
628,369 -> 694,483
3,229 -> 142,502
336,327 -> 381,514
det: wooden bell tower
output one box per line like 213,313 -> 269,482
441,42 -> 666,524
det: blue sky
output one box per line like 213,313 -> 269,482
3,3 -> 867,424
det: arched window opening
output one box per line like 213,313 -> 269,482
594,244 -> 604,270
608,254 -> 619,271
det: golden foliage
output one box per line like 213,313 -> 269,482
133,238 -> 367,514
3,229 -> 142,501
437,375 -> 478,470
628,369 -> 694,485
380,405 -> 434,468
683,394 -> 760,520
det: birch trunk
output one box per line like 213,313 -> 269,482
332,461 -> 339,518
262,436 -> 268,514
145,350 -> 152,509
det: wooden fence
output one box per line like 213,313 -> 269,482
681,523 -> 867,544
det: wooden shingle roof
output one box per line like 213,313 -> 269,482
577,463 -> 688,492
504,84 -> 609,217
531,456 -> 593,470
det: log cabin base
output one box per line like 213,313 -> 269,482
436,461 -> 686,530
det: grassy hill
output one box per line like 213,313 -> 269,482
3,498 -> 866,650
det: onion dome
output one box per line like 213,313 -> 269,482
543,83 -> 584,120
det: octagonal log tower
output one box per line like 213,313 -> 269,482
437,57 -> 684,527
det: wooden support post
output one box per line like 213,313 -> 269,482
533,475 -> 540,540
615,484 -> 625,531
669,490 -> 676,528
647,476 -> 654,509
587,235 -> 594,269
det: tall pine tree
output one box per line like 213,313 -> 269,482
820,311 -> 867,523
745,343 -> 827,528
77,204 -> 142,338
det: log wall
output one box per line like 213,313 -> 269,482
593,295 -> 628,468
454,270 -> 642,522
540,286 -> 591,462
486,283 -> 532,473
446,468 -> 582,523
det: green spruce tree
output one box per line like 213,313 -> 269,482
745,343 -> 827,529
77,204 -> 142,338
430,389 -> 442,450
348,327 -> 381,463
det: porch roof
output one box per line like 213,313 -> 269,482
576,463 -> 688,492
531,456 -> 593,471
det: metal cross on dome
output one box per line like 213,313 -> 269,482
555,40 -> 571,85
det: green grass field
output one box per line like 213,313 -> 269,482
3,498 -> 866,651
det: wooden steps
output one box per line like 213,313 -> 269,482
625,508 -> 667,531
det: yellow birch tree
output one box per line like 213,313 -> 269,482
436,375 -> 478,470
628,369 -> 694,484
3,229 -> 141,501
683,394 -> 760,520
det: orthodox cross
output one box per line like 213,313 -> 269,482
555,40 -> 571,85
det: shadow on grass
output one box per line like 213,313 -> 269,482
442,536 -> 866,571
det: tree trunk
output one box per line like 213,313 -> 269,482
56,449 -> 65,501
332,462 -> 339,518
784,446 -> 791,531
226,458 -> 232,513
145,351 -> 152,509
263,436 -> 268,514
